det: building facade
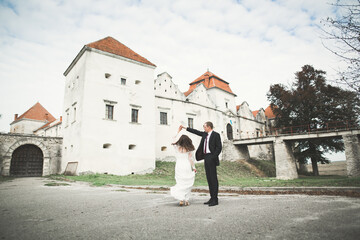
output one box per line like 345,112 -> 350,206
10,102 -> 62,137
61,37 -> 157,176
2,36 -> 275,177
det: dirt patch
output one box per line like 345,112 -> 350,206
238,159 -> 266,177
307,161 -> 346,176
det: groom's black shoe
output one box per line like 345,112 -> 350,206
208,200 -> 218,207
204,199 -> 212,205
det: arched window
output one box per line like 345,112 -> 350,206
226,123 -> 233,140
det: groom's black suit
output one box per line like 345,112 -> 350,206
186,127 -> 222,203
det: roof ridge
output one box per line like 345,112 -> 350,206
86,36 -> 156,67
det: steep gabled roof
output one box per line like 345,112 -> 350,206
12,102 -> 56,124
265,105 -> 276,119
86,36 -> 156,67
184,71 -> 236,96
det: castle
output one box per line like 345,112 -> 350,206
5,36 -> 275,176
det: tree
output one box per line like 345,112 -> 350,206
321,0 -> 360,94
267,65 -> 360,176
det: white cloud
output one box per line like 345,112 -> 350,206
0,0 -> 344,132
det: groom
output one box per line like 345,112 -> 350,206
181,122 -> 222,206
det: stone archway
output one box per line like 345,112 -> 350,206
10,144 -> 44,176
226,123 -> 233,140
2,138 -> 51,176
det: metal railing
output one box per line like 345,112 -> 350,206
239,120 -> 359,140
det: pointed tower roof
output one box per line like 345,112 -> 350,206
86,36 -> 156,67
12,102 -> 56,124
184,71 -> 236,96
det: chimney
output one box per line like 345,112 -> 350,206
14,114 -> 18,120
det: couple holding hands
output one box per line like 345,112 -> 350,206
170,122 -> 222,207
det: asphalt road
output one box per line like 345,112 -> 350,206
1,178 -> 360,240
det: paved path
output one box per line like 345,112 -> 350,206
1,178 -> 360,240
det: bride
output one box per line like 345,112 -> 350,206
170,126 -> 197,206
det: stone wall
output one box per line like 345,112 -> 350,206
222,140 -> 249,161
343,134 -> 360,177
0,133 -> 63,176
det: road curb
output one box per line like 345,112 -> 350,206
116,185 -> 360,197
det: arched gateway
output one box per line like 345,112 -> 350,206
0,133 -> 62,177
10,144 -> 44,176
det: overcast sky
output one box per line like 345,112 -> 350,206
0,0 -> 348,134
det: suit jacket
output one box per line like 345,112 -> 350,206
186,127 -> 222,166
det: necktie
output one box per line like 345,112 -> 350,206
204,134 -> 208,154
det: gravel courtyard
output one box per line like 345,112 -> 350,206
1,178 -> 360,240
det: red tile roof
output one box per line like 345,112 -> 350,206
86,36 -> 156,67
34,120 -> 54,132
13,102 -> 56,123
252,110 -> 259,117
265,105 -> 276,119
184,71 -> 235,96
34,116 -> 62,132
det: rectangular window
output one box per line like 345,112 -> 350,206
131,109 -> 139,123
105,105 -> 114,120
121,78 -> 126,85
188,118 -> 193,128
160,112 -> 167,125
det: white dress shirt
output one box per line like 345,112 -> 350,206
204,130 -> 213,154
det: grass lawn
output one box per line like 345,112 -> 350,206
48,161 -> 360,187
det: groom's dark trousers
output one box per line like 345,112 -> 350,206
204,153 -> 219,201
186,127 -> 222,202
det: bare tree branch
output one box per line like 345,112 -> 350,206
321,0 -> 360,95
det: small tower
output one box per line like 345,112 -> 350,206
62,36 -> 156,175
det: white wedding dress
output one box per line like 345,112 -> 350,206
170,146 -> 195,201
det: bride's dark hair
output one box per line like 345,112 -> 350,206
173,135 -> 195,152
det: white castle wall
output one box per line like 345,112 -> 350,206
10,119 -> 46,134
154,72 -> 240,162
62,48 -> 156,175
